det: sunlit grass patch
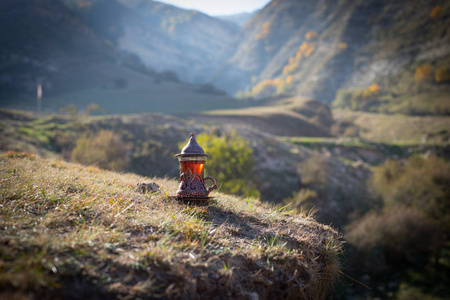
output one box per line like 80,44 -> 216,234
0,153 -> 342,299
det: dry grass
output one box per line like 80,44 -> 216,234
334,110 -> 450,144
0,152 -> 342,299
204,96 -> 314,117
194,97 -> 331,137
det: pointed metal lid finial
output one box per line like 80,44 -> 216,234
175,133 -> 208,157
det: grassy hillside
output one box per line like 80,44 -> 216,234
0,153 -> 342,299
0,108 -> 373,227
334,110 -> 450,144
193,96 -> 333,137
8,79 -> 247,115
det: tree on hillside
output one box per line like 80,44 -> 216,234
414,64 -> 434,82
71,130 -> 129,171
346,155 -> 450,298
189,131 -> 259,198
435,66 -> 450,83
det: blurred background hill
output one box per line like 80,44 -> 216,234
1,0 -> 449,116
0,0 -> 244,113
212,0 -> 450,116
1,0 -> 449,299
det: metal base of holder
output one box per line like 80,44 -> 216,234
169,196 -> 213,205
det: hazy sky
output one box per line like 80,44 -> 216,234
156,0 -> 271,16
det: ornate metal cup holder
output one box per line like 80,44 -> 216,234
174,133 -> 218,203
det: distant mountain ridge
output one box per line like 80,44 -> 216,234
1,0 -> 449,116
210,0 -> 450,114
217,11 -> 257,27
0,0 -> 241,114
61,0 -> 239,83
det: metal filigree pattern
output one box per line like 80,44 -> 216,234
176,168 -> 217,198
176,133 -> 207,156
175,133 -> 218,199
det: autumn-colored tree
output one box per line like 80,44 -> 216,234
435,66 -> 450,83
255,22 -> 271,40
251,79 -> 277,97
286,75 -> 294,84
414,64 -> 434,82
283,62 -> 299,75
338,42 -> 348,50
333,83 -> 381,110
430,5 -> 442,18
367,83 -> 380,94
305,31 -> 318,40
304,45 -> 315,57
299,42 -> 309,53
361,83 -> 381,100
283,42 -> 315,75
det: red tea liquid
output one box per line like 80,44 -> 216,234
180,161 -> 204,175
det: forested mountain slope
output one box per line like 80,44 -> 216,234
212,0 -> 450,114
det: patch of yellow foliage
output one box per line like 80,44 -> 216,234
414,64 -> 434,82
286,75 -> 294,84
368,83 -> 380,93
304,45 -> 315,57
430,5 -> 442,19
362,83 -> 381,99
299,42 -> 309,53
283,62 -> 299,75
251,76 -> 293,97
339,43 -> 348,50
435,66 -> 450,83
255,22 -> 271,40
283,42 -> 316,75
251,79 -> 277,95
305,31 -> 318,40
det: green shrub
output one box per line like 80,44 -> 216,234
52,130 -> 75,160
332,85 -> 380,111
435,66 -> 450,83
283,154 -> 366,227
346,205 -> 438,259
396,283 -> 446,300
71,130 -> 129,171
299,153 -> 328,185
346,155 -> 450,268
284,188 -> 318,212
332,90 -> 353,109
370,156 -> 450,219
191,131 -> 259,198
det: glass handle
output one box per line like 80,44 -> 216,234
204,176 -> 218,194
